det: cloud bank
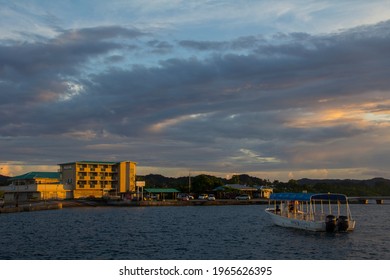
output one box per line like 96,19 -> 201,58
1,14 -> 390,180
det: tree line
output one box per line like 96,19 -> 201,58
137,174 -> 390,196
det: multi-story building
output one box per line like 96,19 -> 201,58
58,161 -> 136,199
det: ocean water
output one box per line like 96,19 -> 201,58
0,204 -> 389,260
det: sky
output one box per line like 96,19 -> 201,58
1,0 -> 390,181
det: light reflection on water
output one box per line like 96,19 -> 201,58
0,204 -> 389,259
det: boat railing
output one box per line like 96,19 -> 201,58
269,203 -> 349,222
267,193 -> 356,231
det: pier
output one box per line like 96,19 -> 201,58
1,196 -> 387,214
348,196 -> 390,204
0,199 -> 269,213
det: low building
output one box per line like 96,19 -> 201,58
213,184 -> 273,199
1,172 -> 72,202
254,185 -> 274,198
58,161 -> 137,199
144,188 -> 180,200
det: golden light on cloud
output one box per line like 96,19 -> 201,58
148,113 -> 209,132
227,148 -> 282,164
286,109 -> 360,128
287,99 -> 390,129
63,130 -> 97,140
322,109 -> 347,122
37,90 -> 59,102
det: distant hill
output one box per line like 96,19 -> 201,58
136,174 -> 177,188
297,177 -> 390,187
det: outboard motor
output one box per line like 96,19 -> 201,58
325,215 -> 337,232
337,216 -> 349,232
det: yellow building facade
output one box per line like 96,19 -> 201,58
1,172 -> 72,202
58,161 -> 136,199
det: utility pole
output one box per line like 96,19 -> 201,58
188,171 -> 191,194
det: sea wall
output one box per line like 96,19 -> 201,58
0,202 -> 62,214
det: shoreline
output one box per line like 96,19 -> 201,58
0,198 -> 269,214
1,197 -> 383,214
0,201 -> 63,214
105,198 -> 269,207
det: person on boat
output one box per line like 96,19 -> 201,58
288,201 -> 300,214
288,201 -> 294,212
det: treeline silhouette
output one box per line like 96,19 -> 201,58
137,174 -> 390,196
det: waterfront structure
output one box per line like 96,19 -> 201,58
1,172 -> 71,202
144,188 -> 180,200
58,161 -> 136,199
255,186 -> 274,198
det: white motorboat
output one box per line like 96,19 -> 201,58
265,193 -> 356,232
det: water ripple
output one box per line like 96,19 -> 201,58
0,204 -> 389,259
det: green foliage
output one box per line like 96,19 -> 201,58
273,178 -> 390,196
226,174 -> 271,186
138,174 -> 390,196
190,174 -> 224,193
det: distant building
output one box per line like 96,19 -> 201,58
214,184 -> 273,198
58,161 -> 137,199
1,172 -> 71,202
255,185 -> 274,198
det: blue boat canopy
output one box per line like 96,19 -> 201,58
269,193 -> 348,202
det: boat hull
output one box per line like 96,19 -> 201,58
265,208 -> 355,232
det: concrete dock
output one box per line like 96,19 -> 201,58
0,202 -> 63,214
106,198 -> 269,207
2,196 -> 387,214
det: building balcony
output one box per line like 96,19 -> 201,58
77,167 -> 90,172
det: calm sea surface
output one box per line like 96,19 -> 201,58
0,204 -> 389,260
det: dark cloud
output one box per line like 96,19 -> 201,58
0,25 -> 146,110
1,26 -> 144,76
147,40 -> 174,54
179,40 -> 227,51
179,35 -> 267,51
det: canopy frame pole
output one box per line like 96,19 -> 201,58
337,201 -> 340,217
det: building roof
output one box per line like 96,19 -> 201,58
269,192 -> 348,202
224,184 -> 258,191
144,188 -> 180,193
58,160 -> 136,165
254,185 -> 274,190
11,172 -> 60,180
59,161 -> 118,165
